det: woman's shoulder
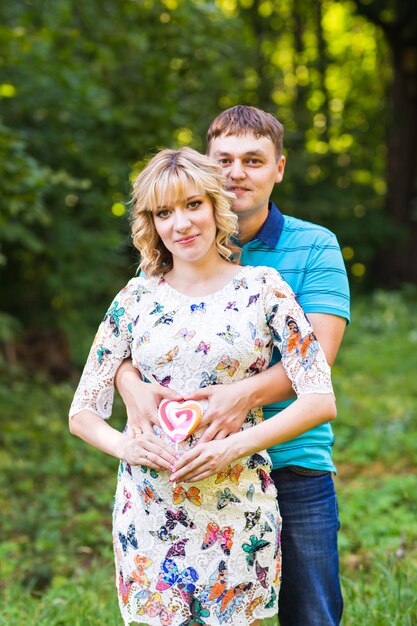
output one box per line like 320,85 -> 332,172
242,264 -> 284,283
116,274 -> 161,302
242,265 -> 294,298
126,273 -> 160,290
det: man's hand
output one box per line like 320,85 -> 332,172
169,438 -> 238,483
126,380 -> 182,436
119,430 -> 178,470
184,381 -> 251,443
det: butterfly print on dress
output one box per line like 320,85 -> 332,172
118,523 -> 139,554
195,340 -> 210,355
216,325 -> 240,345
215,463 -> 244,484
200,559 -> 253,623
173,485 -> 201,506
97,345 -> 111,365
201,522 -> 234,556
190,302 -> 206,314
216,487 -> 241,510
242,535 -> 271,568
174,327 -> 196,342
156,557 -> 199,604
247,293 -> 260,307
137,479 -> 164,514
103,300 -> 125,337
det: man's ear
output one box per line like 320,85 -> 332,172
275,155 -> 286,183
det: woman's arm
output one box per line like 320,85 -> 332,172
69,409 -> 177,470
69,280 -> 177,469
170,392 -> 336,482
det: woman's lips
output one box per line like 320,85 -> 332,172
176,235 -> 199,244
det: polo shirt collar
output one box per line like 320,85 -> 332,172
249,202 -> 284,248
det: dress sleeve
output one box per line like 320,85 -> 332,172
69,279 -> 137,419
261,267 -> 334,397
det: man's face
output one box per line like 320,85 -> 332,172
208,132 -> 286,220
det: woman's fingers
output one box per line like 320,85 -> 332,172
145,440 -> 177,467
170,445 -> 225,483
123,433 -> 178,470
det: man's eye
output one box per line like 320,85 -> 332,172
218,159 -> 231,165
248,159 -> 261,165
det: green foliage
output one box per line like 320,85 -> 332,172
0,378 -> 124,590
0,0 -> 253,346
1,292 -> 416,624
333,287 -> 417,467
0,0 -> 404,350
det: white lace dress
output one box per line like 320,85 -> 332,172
70,265 -> 333,626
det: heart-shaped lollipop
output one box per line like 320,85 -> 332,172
158,399 -> 204,443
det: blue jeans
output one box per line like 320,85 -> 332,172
271,468 -> 343,626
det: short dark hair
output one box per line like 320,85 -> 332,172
207,105 -> 284,157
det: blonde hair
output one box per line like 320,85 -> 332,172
131,147 -> 240,276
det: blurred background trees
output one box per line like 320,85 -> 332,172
1,0 -> 416,370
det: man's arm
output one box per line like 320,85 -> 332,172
307,313 -> 346,366
115,313 -> 346,443
192,312 -> 346,442
115,358 -> 181,433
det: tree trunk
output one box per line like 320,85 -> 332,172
351,0 -> 417,285
377,43 -> 417,285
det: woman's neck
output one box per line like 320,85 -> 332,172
164,254 -> 240,296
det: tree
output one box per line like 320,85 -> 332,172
0,0 -> 253,364
351,0 -> 417,285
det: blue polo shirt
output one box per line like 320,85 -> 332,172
240,203 -> 350,472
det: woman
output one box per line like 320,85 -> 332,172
69,147 -> 335,626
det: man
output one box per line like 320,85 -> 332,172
115,105 -> 350,626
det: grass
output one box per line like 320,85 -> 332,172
1,288 -> 416,625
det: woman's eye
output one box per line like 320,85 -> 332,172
187,200 -> 202,209
156,210 -> 170,218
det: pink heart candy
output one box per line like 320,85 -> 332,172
158,399 -> 203,443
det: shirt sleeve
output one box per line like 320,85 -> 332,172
261,267 -> 334,397
298,231 -> 350,323
69,279 -> 137,419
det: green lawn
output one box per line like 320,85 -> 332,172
1,289 -> 416,625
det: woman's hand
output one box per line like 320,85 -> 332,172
169,439 -> 239,483
118,430 -> 178,471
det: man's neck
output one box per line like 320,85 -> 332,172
237,206 -> 269,245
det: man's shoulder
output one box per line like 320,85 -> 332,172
281,214 -> 338,245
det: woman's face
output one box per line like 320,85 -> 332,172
152,181 -> 217,266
